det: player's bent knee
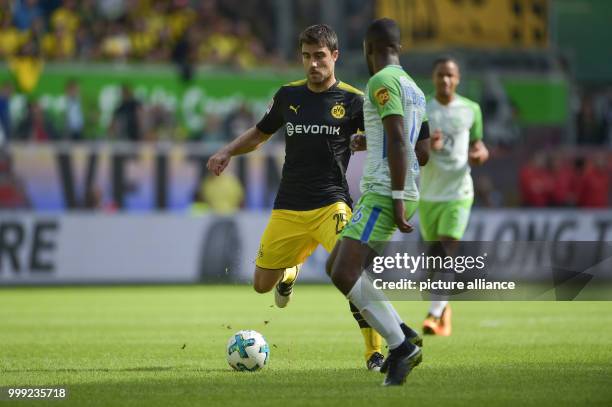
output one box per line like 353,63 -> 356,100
253,266 -> 283,293
253,281 -> 271,294
330,244 -> 365,293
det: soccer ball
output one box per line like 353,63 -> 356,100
226,330 -> 270,371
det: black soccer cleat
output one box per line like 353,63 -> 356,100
382,344 -> 422,386
380,325 -> 422,374
366,352 -> 385,372
402,324 -> 423,348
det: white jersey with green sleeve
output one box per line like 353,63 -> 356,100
360,65 -> 427,201
420,94 -> 483,202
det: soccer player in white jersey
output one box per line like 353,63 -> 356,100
419,57 -> 489,336
327,18 -> 430,386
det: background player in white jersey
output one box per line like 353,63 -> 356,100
419,57 -> 489,336
327,18 -> 430,386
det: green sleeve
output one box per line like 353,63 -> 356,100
469,102 -> 483,141
368,71 -> 403,119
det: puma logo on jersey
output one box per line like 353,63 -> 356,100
289,105 -> 300,114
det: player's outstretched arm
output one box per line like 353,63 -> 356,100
207,126 -> 273,176
468,139 -> 489,166
384,114 -> 413,233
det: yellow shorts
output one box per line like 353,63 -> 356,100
255,201 -> 352,269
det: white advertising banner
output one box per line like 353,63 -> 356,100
0,209 -> 610,285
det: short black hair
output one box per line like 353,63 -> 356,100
299,24 -> 338,52
365,18 -> 401,50
433,56 -> 460,70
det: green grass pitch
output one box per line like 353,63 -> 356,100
1,285 -> 611,407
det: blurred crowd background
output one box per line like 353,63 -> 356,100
0,0 -> 610,211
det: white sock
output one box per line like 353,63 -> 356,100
429,300 -> 448,318
346,275 -> 405,350
388,303 -> 404,326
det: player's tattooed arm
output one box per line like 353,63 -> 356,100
384,114 -> 413,234
207,127 -> 273,176
468,139 -> 489,166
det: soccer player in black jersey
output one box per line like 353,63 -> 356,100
207,24 -> 385,371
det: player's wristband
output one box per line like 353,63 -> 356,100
391,190 -> 404,200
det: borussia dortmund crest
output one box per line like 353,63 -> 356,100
331,104 -> 345,119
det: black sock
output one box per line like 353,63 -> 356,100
400,323 -> 419,339
389,338 -> 416,357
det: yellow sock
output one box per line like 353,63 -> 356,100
281,265 -> 300,284
360,327 -> 383,361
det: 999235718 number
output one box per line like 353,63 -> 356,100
1,387 -> 68,400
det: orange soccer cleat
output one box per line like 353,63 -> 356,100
422,305 -> 452,336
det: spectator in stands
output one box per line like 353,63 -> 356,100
42,21 -> 76,60
231,21 -> 266,70
100,19 -> 131,60
8,40 -> 44,94
224,103 -> 254,142
197,17 -> 239,66
0,150 -> 30,209
15,100 -> 57,141
519,153 -> 553,207
189,185 -> 209,215
166,0 -> 196,43
12,0 -> 42,31
51,0 -> 79,34
96,0 -> 126,21
575,154 -> 610,208
75,25 -> 97,60
603,97 -> 612,147
550,150 -> 576,206
196,112 -> 225,142
200,172 -> 244,214
0,13 -> 23,58
142,103 -> 176,141
172,25 -> 198,81
83,184 -> 116,212
130,18 -> 157,61
0,82 -> 12,143
110,84 -> 143,141
64,78 -> 84,140
577,95 -> 604,145
28,15 -> 46,53
474,174 -> 503,208
4,0 -> 278,65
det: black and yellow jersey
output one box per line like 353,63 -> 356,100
256,79 -> 364,210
